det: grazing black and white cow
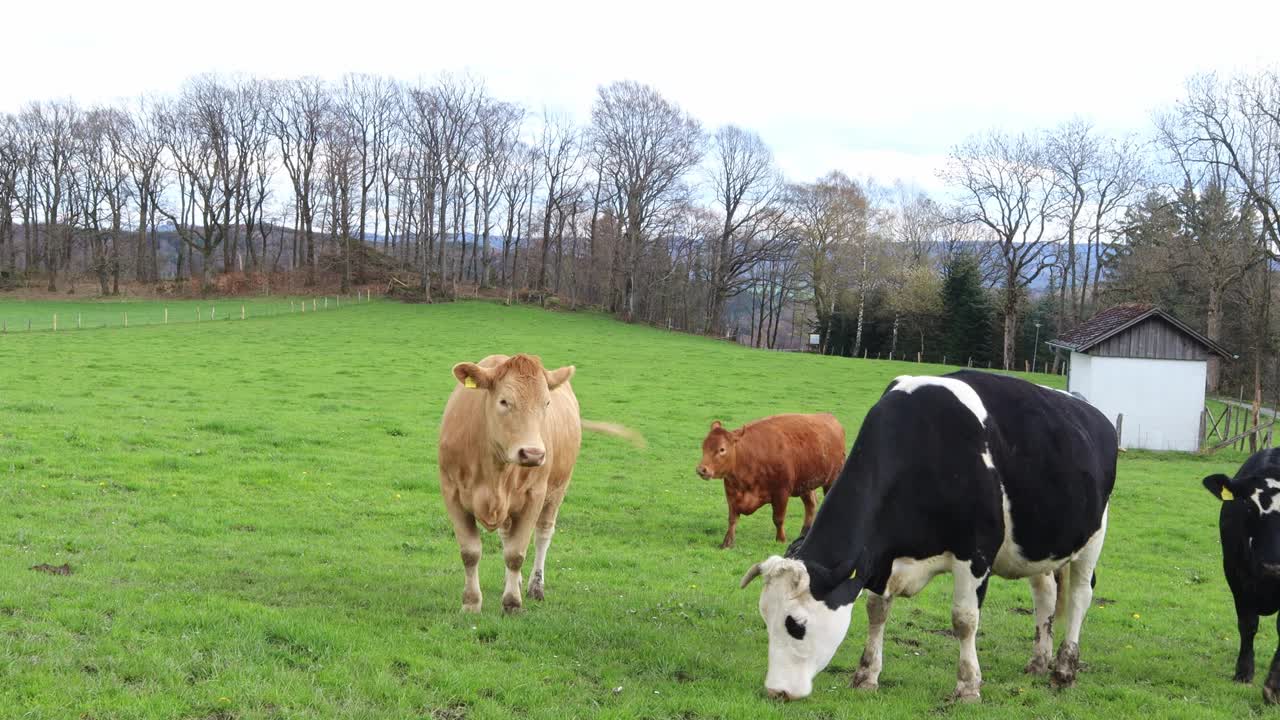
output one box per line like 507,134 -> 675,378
740,371 -> 1117,702
1204,448 -> 1280,704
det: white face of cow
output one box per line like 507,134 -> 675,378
741,556 -> 853,701
452,355 -> 575,467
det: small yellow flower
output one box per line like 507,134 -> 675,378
395,493 -> 402,499
218,696 -> 230,704
1132,613 -> 1141,619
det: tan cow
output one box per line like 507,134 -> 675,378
439,353 -> 641,613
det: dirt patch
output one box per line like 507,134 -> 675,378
31,563 -> 72,576
425,704 -> 468,720
1009,607 -> 1034,615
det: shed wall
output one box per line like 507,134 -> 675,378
1081,356 -> 1207,452
1088,317 -> 1211,361
1067,352 -> 1093,401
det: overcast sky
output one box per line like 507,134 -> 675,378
7,0 -> 1280,195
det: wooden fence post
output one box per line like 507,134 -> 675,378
1200,409 -> 1208,451
124,313 -> 128,328
78,313 -> 82,329
164,308 -> 168,324
241,305 -> 246,320
53,314 -> 57,332
1115,413 -> 1124,446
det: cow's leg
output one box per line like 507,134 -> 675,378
771,493 -> 790,543
949,563 -> 986,702
800,490 -> 818,536
1263,615 -> 1280,703
851,592 -> 893,690
1051,508 -> 1108,689
720,506 -> 740,549
443,499 -> 484,613
528,484 -> 567,601
1024,572 -> 1057,674
499,504 -> 541,614
1233,597 -> 1258,683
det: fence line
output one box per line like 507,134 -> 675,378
0,288 -> 382,335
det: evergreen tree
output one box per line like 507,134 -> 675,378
940,253 -> 993,366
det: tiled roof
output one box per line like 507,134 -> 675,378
1048,303 -> 1232,358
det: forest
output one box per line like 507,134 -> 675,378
0,70 -> 1277,406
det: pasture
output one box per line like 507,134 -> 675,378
0,300 -> 1261,719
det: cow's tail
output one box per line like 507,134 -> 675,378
581,419 -> 646,448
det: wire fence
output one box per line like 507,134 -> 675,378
0,289 -> 380,333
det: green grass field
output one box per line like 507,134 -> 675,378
0,300 -> 1262,719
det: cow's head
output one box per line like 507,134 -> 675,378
697,420 -> 738,479
740,556 -> 854,701
1206,472 -> 1280,575
452,354 -> 574,467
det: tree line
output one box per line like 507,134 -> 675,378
0,69 -> 1278,404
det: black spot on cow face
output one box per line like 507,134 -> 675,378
785,615 -> 807,640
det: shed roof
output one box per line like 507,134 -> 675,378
1047,303 -> 1233,359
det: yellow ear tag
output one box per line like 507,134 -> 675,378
1221,488 -> 1234,501
463,377 -> 477,389
850,568 -> 858,580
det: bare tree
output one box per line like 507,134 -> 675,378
1170,72 -> 1280,259
789,171 -> 866,354
536,112 -> 581,294
704,125 -> 790,334
945,130 -> 1059,369
270,77 -> 330,286
114,97 -> 167,282
591,81 -> 704,320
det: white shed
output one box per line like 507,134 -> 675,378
1048,304 -> 1232,452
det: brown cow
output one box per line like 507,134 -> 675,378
439,353 -> 641,613
696,413 -> 845,549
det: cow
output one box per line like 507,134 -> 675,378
740,371 -> 1117,702
439,353 -> 642,614
697,414 -> 845,549
1203,448 -> 1280,704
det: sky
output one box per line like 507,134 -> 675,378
7,0 -> 1280,197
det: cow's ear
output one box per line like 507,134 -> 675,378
710,420 -> 723,431
453,362 -> 495,390
1203,473 -> 1236,502
544,365 -> 574,390
823,571 -> 868,609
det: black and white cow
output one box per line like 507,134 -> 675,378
740,371 -> 1117,701
1204,448 -> 1280,704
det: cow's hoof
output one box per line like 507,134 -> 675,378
1024,654 -> 1052,675
502,595 -> 523,614
719,540 -> 734,550
1264,684 -> 1280,705
1234,670 -> 1254,684
949,685 -> 981,703
850,668 -> 879,690
461,601 -> 482,613
1050,642 -> 1080,689
527,571 -> 545,601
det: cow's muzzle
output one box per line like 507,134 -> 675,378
517,447 -> 546,467
766,688 -> 795,702
696,466 -> 711,479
